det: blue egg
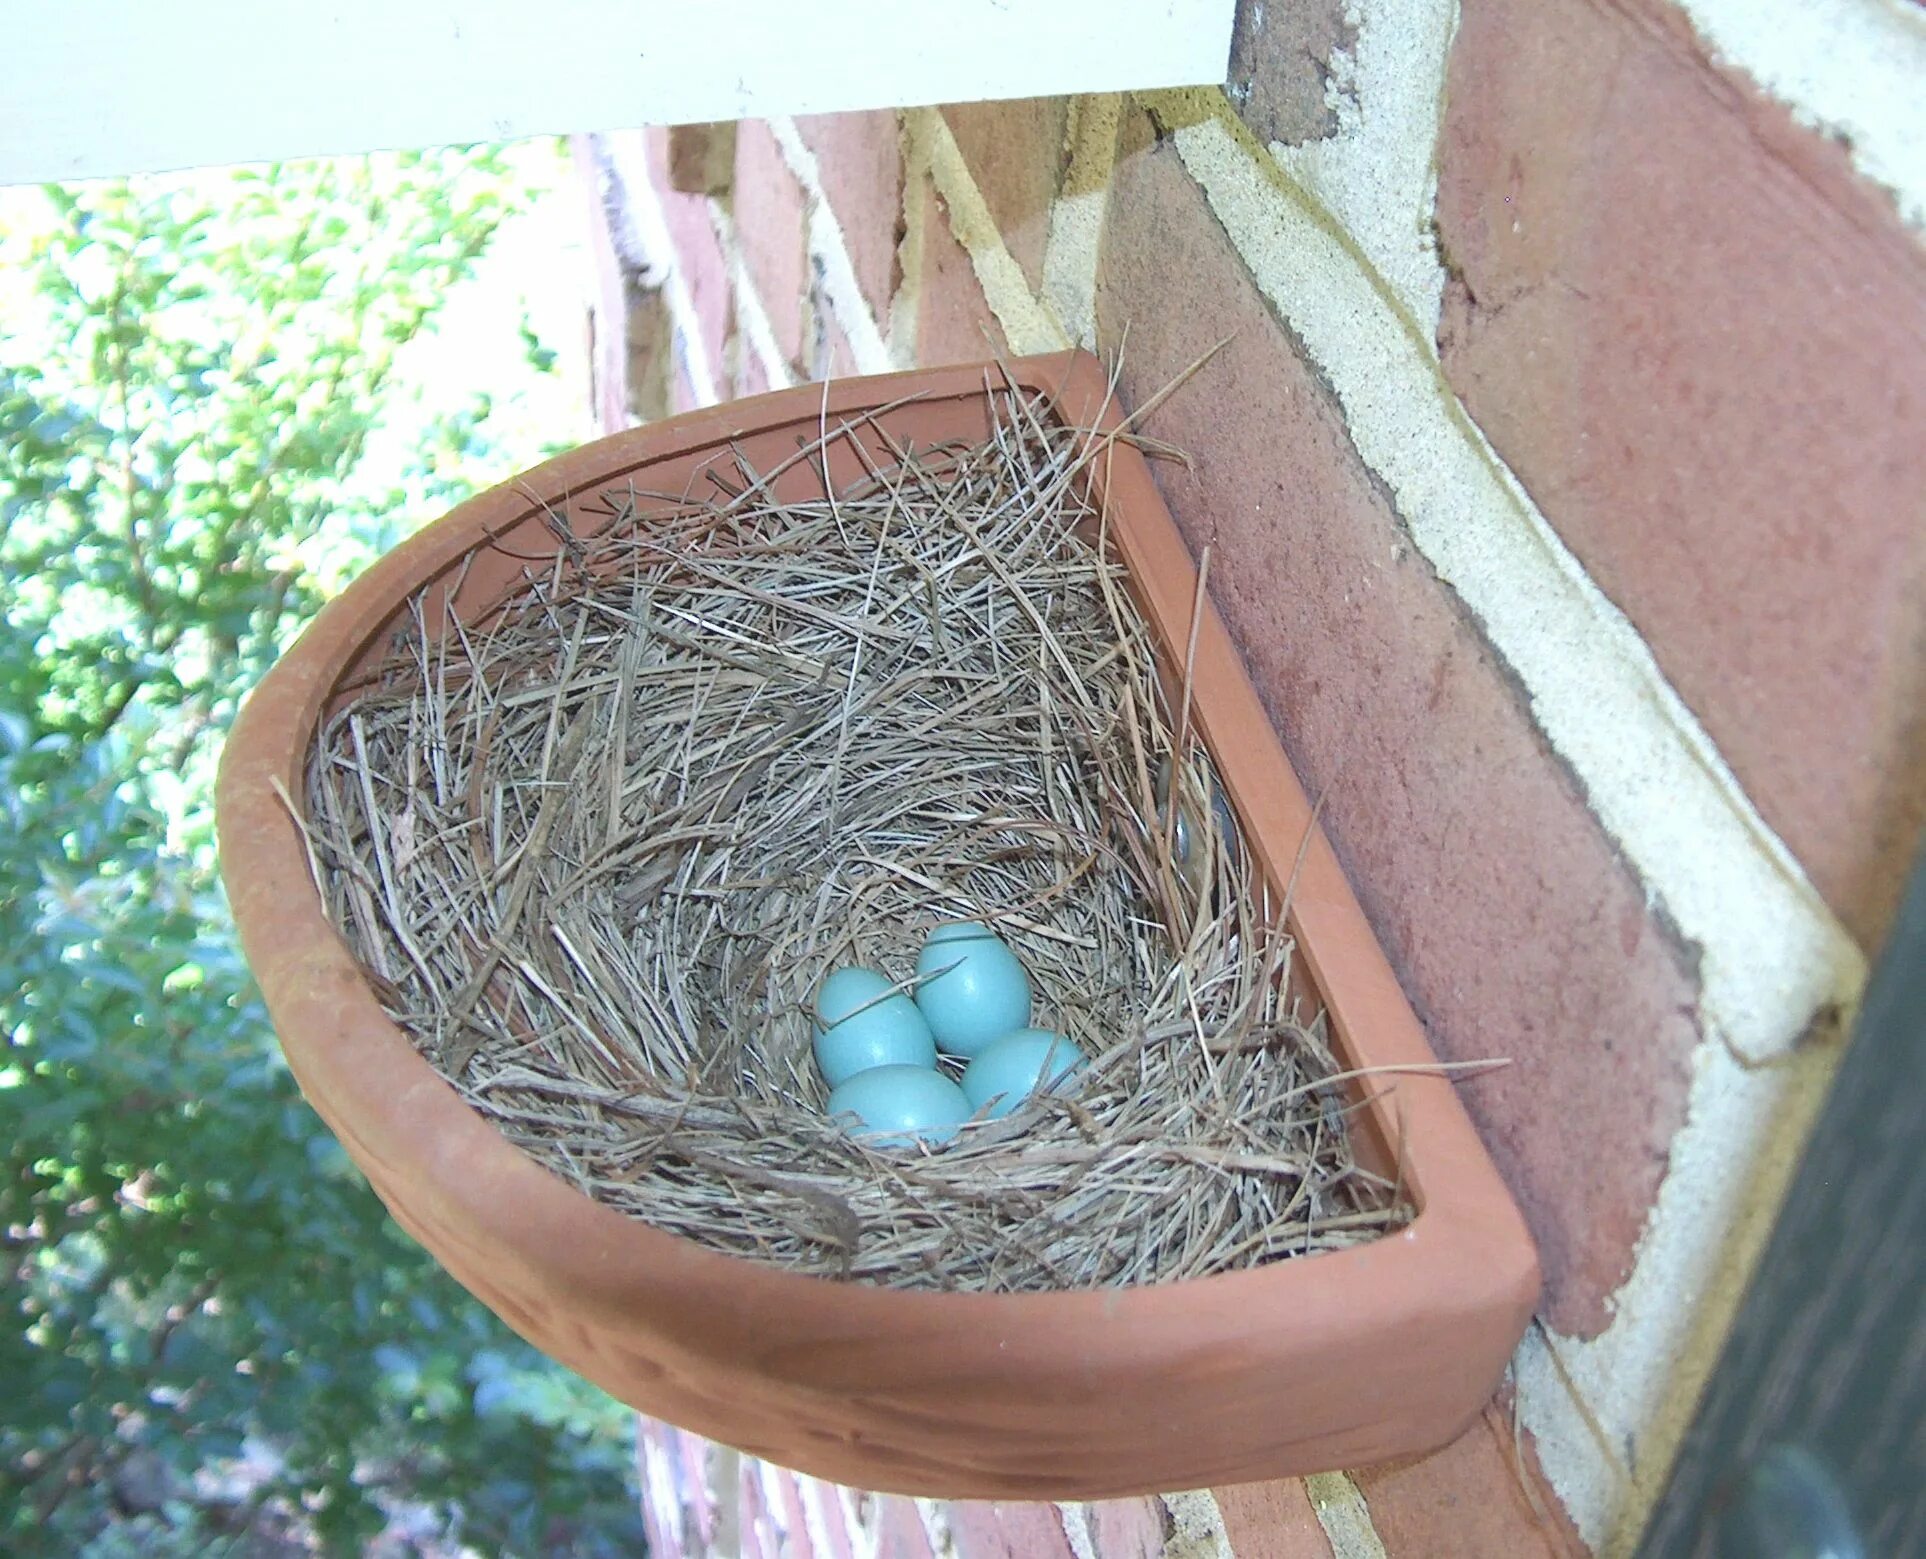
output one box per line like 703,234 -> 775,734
961,1029 -> 1088,1118
913,921 -> 1032,1059
813,967 -> 937,1087
826,1065 -> 971,1147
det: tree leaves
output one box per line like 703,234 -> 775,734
1,146 -> 642,1555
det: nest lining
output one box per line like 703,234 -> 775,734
299,384 -> 1408,1292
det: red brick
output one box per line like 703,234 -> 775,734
735,119 -> 809,371
1436,0 -> 1926,949
948,1501 -> 1077,1559
643,127 -> 733,394
917,181 -> 1008,367
1099,112 -> 1700,1336
1352,1406 -> 1583,1556
941,98 -> 1068,290
672,354 -> 700,416
875,1496 -> 936,1559
796,109 -> 905,322
1226,0 -> 1355,146
819,305 -> 861,381
736,346 -> 773,401
1089,1496 -> 1169,1558
1212,1481 -> 1334,1559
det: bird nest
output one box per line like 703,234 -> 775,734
298,382 -> 1409,1291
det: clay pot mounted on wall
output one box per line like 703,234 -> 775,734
216,352 -> 1538,1500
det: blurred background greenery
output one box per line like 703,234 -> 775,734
0,140 -> 649,1555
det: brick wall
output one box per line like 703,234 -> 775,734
584,1 -> 1924,1551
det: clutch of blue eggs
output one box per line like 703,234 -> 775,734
814,921 -> 1089,1148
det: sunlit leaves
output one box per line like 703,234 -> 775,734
1,146 -> 638,1555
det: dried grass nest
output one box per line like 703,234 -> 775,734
299,381 -> 1410,1292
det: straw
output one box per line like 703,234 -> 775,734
299,381 -> 1411,1291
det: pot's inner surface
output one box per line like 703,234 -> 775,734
298,385 -> 1409,1291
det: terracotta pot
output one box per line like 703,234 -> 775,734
217,351 -> 1538,1499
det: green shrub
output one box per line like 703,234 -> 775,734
1,145 -> 645,1556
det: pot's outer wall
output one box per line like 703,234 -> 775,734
216,351 -> 1539,1498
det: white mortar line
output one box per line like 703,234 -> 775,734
605,134 -> 721,406
639,1432 -> 691,1553
1261,0 -> 1453,333
708,199 -> 795,393
912,1496 -> 958,1558
902,106 -> 1072,354
1305,1473 -> 1391,1559
1055,1501 -> 1100,1559
1147,76 -> 1868,1549
1518,1033 -> 1840,1557
787,1474 -> 840,1559
764,116 -> 895,374
834,1483 -> 881,1559
752,1462 -> 791,1558
1041,92 -> 1124,349
1159,1490 -> 1236,1558
889,111 -> 929,368
1673,0 -> 1926,230
708,1442 -> 745,1558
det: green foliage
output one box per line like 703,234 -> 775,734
0,149 -> 644,1554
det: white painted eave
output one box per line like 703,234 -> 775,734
0,0 -> 1235,187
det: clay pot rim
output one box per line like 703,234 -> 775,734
217,350 -> 1535,1331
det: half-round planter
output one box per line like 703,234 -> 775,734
217,351 -> 1538,1499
